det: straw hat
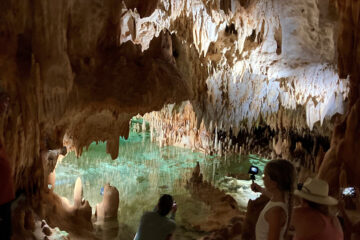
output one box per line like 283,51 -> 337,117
294,178 -> 338,205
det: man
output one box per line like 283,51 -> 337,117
134,194 -> 177,240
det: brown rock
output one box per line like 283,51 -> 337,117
24,210 -> 35,231
42,226 -> 52,236
95,183 -> 120,220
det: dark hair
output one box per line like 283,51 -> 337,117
265,159 -> 295,192
304,200 -> 329,215
265,159 -> 296,238
158,194 -> 173,216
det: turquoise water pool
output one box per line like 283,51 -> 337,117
54,128 -> 268,239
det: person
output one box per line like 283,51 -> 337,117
134,194 -> 177,240
0,140 -> 15,240
251,159 -> 295,240
291,177 -> 343,240
338,194 -> 360,240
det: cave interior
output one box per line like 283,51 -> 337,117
0,0 -> 360,239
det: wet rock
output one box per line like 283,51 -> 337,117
73,177 -> 83,208
187,163 -> 244,236
24,209 -> 35,231
1,0 -> 359,238
231,221 -> 242,236
42,226 -> 52,236
95,183 -> 119,220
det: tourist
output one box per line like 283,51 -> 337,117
251,159 -> 295,240
0,140 -> 15,240
338,194 -> 360,240
291,177 -> 343,240
134,194 -> 177,240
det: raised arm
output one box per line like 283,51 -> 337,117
251,182 -> 272,198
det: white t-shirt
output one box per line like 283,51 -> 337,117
134,211 -> 176,240
255,201 -> 288,240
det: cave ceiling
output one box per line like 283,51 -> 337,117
0,0 -> 355,190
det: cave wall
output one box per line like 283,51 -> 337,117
0,0 -> 190,192
0,0 -> 358,195
318,0 -> 360,191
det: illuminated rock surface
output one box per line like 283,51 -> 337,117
1,0 -> 360,239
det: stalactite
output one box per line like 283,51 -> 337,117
0,0 -> 359,238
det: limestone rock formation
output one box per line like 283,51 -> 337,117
93,184 -> 120,239
145,101 -> 331,173
0,0 -> 360,238
186,163 -> 244,239
95,183 -> 120,221
0,0 -> 352,194
318,0 -> 360,193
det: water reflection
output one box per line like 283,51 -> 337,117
55,131 -> 268,237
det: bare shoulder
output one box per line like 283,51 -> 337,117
268,206 -> 286,215
265,206 -> 286,224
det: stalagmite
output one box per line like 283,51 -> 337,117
1,0 -> 360,239
73,177 -> 83,208
95,184 -> 119,220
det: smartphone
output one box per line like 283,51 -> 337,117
342,187 -> 356,198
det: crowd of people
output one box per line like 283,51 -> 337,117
132,159 -> 359,240
251,159 -> 359,240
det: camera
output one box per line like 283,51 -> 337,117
248,165 -> 259,181
342,187 -> 356,198
248,166 -> 259,175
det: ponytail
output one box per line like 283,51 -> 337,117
265,159 -> 295,239
284,191 -> 293,238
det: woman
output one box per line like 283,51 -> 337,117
251,159 -> 295,240
292,177 -> 343,240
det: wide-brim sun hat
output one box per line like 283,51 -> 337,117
294,177 -> 338,205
